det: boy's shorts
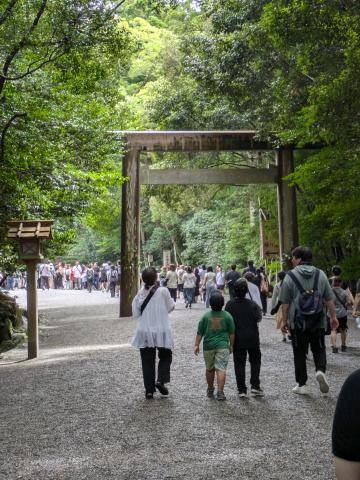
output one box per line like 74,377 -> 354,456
203,348 -> 230,372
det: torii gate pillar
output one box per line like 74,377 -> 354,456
120,149 -> 140,317
276,148 -> 299,261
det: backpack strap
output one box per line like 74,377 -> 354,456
313,269 -> 320,291
287,271 -> 306,294
333,287 -> 347,309
140,285 -> 159,315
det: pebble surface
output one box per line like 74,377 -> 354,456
1,289 -> 359,479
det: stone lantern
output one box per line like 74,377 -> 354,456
7,220 -> 53,359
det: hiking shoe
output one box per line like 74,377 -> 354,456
292,384 -> 310,395
251,387 -> 264,397
332,346 -> 339,353
216,390 -> 226,401
316,371 -> 329,394
341,345 -> 347,352
282,337 -> 287,343
145,392 -> 154,399
155,382 -> 169,396
238,392 -> 247,399
206,387 -> 215,398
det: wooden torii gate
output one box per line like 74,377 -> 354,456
119,130 -> 299,317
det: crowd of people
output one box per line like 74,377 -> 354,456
131,246 -> 360,478
0,260 -> 122,297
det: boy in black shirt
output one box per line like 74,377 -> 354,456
225,278 -> 264,397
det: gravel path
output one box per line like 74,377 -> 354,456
1,290 -> 359,479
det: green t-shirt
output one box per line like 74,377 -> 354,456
197,310 -> 235,351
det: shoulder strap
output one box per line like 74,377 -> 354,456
313,269 -> 320,291
287,271 -> 306,294
333,288 -> 347,309
140,285 -> 159,315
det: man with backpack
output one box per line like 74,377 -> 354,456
279,246 -> 338,395
109,265 -> 118,298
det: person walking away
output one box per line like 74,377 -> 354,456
86,264 -> 94,293
116,261 -> 121,297
244,272 -> 263,310
93,262 -> 100,290
183,267 -> 196,309
199,265 -> 206,302
259,266 -> 269,314
204,266 -> 217,308
159,266 -> 167,287
279,246 -> 338,395
177,265 -> 185,300
329,276 -> 353,353
194,267 -> 200,303
216,265 -> 225,291
109,265 -> 118,298
270,271 -> 287,342
194,291 -> 235,401
165,264 -> 178,303
132,267 -> 175,399
243,260 -> 256,275
225,278 -> 264,397
225,264 -> 241,300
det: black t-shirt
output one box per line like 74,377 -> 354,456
332,369 -> 360,462
225,297 -> 262,349
225,270 -> 241,289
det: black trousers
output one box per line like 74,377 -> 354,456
167,288 -> 177,302
291,328 -> 326,386
140,347 -> 172,394
261,293 -> 267,314
233,346 -> 261,393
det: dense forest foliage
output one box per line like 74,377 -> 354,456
1,1 -> 359,277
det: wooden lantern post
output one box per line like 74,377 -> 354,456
7,220 -> 53,359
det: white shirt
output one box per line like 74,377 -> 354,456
72,265 -> 82,278
183,272 -> 196,288
166,270 -> 178,289
131,287 -> 175,349
216,271 -> 225,285
246,281 -> 262,310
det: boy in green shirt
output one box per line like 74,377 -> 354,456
194,291 -> 235,400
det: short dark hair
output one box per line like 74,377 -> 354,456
292,246 -> 313,263
234,278 -> 248,297
186,266 -> 192,273
332,265 -> 342,276
207,266 -> 213,272
231,264 -> 236,270
248,260 -> 254,266
244,271 -> 255,283
142,267 -> 157,289
209,291 -> 224,311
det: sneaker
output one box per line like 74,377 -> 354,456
145,392 -> 153,399
316,371 -> 329,394
216,390 -> 226,401
250,387 -> 264,397
341,345 -> 347,352
292,384 -> 310,395
185,303 -> 188,309
332,346 -> 339,353
155,382 -> 169,396
206,387 -> 215,398
238,392 -> 247,398
282,337 -> 287,343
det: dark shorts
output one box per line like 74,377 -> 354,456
217,284 -> 225,291
177,284 -> 184,292
336,316 -> 348,333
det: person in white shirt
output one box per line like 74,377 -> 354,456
72,261 -> 82,290
132,267 -> 175,399
165,264 -> 178,302
183,266 -> 197,309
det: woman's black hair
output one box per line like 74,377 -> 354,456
332,265 -> 342,276
207,266 -> 213,272
209,291 -> 224,311
142,267 -> 157,290
186,266 -> 192,273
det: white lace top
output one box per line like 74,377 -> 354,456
131,286 -> 175,349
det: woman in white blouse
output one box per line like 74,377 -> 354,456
132,267 -> 175,399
